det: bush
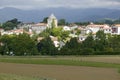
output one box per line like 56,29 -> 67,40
94,51 -> 120,55
80,48 -> 94,55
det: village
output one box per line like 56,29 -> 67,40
0,14 -> 120,48
0,1 -> 120,80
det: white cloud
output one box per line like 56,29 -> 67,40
0,0 -> 120,10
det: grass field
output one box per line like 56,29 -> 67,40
0,56 -> 120,80
0,56 -> 120,68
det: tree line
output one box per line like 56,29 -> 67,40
0,31 -> 120,56
59,31 -> 120,55
0,33 -> 38,56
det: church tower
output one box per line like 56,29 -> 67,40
47,14 -> 58,28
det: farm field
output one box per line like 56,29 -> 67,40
0,62 -> 120,80
0,56 -> 120,80
0,73 -> 53,80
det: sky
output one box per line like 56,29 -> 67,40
0,0 -> 120,10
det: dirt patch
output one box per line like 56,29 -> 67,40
0,63 -> 119,80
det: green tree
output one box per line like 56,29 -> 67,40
12,33 -> 38,55
2,22 -> 15,30
37,37 -> 58,55
58,19 -> 66,25
94,30 -> 108,51
2,18 -> 21,30
8,18 -> 21,24
39,28 -> 52,37
83,35 -> 94,48
61,31 -> 70,41
51,27 -> 62,36
60,38 -> 80,55
0,34 -> 38,56
41,17 -> 48,23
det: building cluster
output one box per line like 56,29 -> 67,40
1,14 -> 120,47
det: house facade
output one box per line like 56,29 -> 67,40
30,23 -> 47,34
86,24 -> 111,34
1,29 -> 24,35
112,24 -> 120,35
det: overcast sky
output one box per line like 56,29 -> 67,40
0,0 -> 120,10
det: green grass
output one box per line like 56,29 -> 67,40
0,73 -> 54,80
0,57 -> 120,69
118,68 -> 120,73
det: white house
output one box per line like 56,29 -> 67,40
79,35 -> 88,42
1,29 -> 24,35
70,25 -> 78,30
30,23 -> 47,34
112,24 -> 120,35
63,26 -> 71,31
18,23 -> 34,29
53,41 -> 59,47
86,24 -> 111,34
47,14 -> 58,28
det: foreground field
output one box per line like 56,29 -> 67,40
0,62 -> 120,80
0,56 -> 120,80
0,73 -> 53,80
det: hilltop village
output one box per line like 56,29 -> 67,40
0,14 -> 120,55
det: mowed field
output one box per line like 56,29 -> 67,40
0,56 -> 120,80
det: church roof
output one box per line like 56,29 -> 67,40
49,14 -> 56,19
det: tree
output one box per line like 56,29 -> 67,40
83,35 -> 94,48
96,30 -> 106,40
58,19 -> 66,25
39,28 -> 51,37
2,22 -> 15,30
12,33 -> 38,55
0,35 -> 12,55
0,33 -> 38,56
2,18 -> 21,30
94,30 -> 108,51
42,17 -> 48,23
65,38 -> 79,49
51,27 -> 62,39
61,31 -> 70,41
60,38 -> 80,55
37,37 -> 58,55
8,18 -> 21,25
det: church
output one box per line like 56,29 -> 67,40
47,14 -> 58,28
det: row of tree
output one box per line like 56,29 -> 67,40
60,31 -> 120,55
37,30 -> 120,55
0,33 -> 38,56
0,18 -> 21,30
1,31 -> 120,56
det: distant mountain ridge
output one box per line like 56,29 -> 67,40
0,7 -> 120,23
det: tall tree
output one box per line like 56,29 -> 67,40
83,35 -> 94,48
95,30 -> 107,51
37,37 -> 57,55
